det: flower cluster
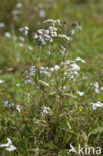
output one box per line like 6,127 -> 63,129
33,19 -> 71,45
61,60 -> 80,79
23,56 -> 85,88
33,26 -> 58,45
43,19 -> 61,26
41,106 -> 52,116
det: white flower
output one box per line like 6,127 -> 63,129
28,45 -> 33,50
33,33 -> 38,39
19,26 -> 29,36
70,29 -> 75,35
77,25 -> 82,30
4,32 -> 11,38
47,51 -> 51,55
0,22 -> 5,28
50,65 -> 60,72
0,138 -> 16,152
49,26 -> 57,32
70,63 -> 80,71
16,105 -> 22,113
19,43 -> 23,47
51,31 -> 57,37
0,138 -> 12,147
39,10 -> 46,18
101,87 -> 103,91
75,57 -> 85,63
91,101 -> 103,110
19,36 -> 25,42
77,91 -> 85,96
12,10 -> 21,15
16,2 -> 22,8
44,30 -> 49,34
40,67 -> 50,76
39,80 -> 49,87
41,106 -> 52,116
24,79 -> 31,85
58,34 -> 70,41
43,19 -> 61,26
61,60 -> 74,66
16,83 -> 20,87
54,65 -> 60,70
3,101 -> 13,108
90,82 -> 100,94
0,80 -> 4,83
5,145 -> 17,152
93,82 -> 99,88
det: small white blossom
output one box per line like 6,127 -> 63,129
61,60 -> 74,66
39,80 -> 49,87
90,82 -> 100,94
43,19 -> 61,26
75,57 -> 85,63
0,22 -> 5,28
39,10 -> 46,18
91,101 -> 103,110
101,87 -> 103,91
19,43 -> 23,47
19,36 -> 25,42
16,105 -> 22,112
77,25 -> 82,30
16,2 -> 22,8
5,145 -> 17,152
16,83 -> 20,87
24,79 -> 31,85
47,51 -> 51,55
50,65 -> 60,72
77,91 -> 85,96
41,106 -> 52,116
33,33 -> 38,39
4,32 -> 11,38
0,80 -> 4,84
58,34 -> 70,41
0,138 -> 12,147
3,101 -> 13,108
19,26 -> 29,36
12,10 -> 21,15
70,29 -> 75,35
28,45 -> 33,50
54,65 -> 60,70
70,63 -> 80,71
0,138 -> 16,152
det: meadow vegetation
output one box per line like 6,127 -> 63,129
0,0 -> 103,155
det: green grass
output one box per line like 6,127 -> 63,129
0,0 -> 103,155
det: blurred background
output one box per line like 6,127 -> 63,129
0,0 -> 103,73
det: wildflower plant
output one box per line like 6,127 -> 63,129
20,19 -> 86,133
